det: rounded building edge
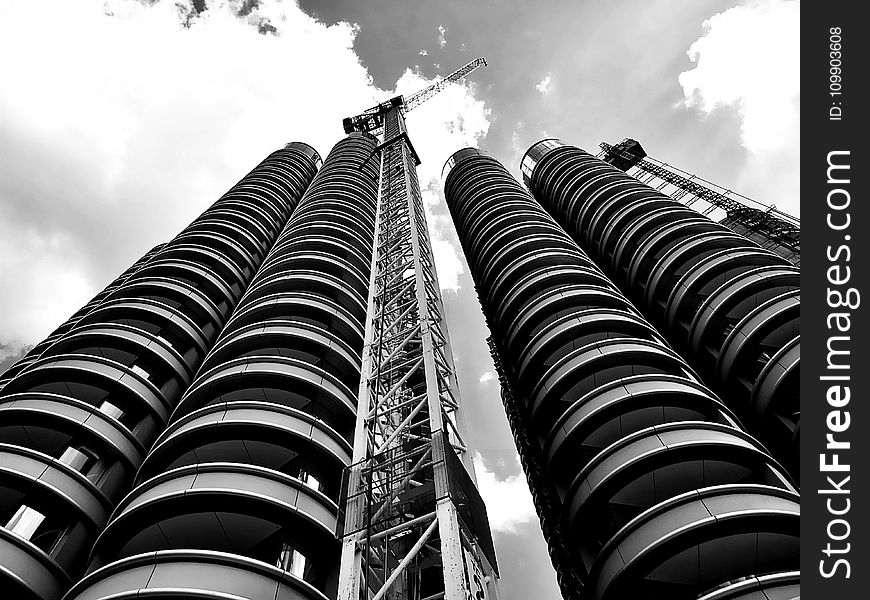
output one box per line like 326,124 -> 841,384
442,147 -> 484,182
283,142 -> 323,169
520,138 -> 568,187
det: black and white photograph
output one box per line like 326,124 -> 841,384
0,1 -> 861,599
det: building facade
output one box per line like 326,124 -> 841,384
597,139 -> 800,267
523,139 -> 800,478
62,133 -> 378,600
444,148 -> 799,600
0,142 -> 321,600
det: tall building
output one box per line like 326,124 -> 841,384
598,139 -> 800,266
61,133 -> 375,600
523,139 -> 800,478
444,148 -> 799,600
0,142 -> 320,600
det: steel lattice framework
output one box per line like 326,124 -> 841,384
338,100 -> 498,600
598,140 -> 800,266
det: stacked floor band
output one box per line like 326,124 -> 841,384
521,140 -> 800,478
0,244 -> 167,390
444,148 -> 799,600
0,142 -> 320,600
63,133 -> 378,600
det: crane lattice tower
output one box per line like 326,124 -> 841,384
336,59 -> 501,600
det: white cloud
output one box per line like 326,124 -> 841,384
0,0 -> 490,345
0,224 -> 93,348
438,24 -> 447,47
475,453 -> 537,533
396,69 -> 490,293
678,0 -> 799,214
535,74 -> 553,95
479,370 -> 496,383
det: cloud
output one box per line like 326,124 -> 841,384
438,24 -> 447,47
419,49 -> 429,56
475,452 -> 537,533
395,68 -> 490,293
0,0 -> 490,346
678,0 -> 799,214
1,342 -> 30,365
479,370 -> 496,383
535,74 -> 553,95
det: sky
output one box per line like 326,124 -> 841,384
0,1 -> 799,597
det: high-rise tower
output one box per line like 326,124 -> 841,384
63,134 -> 372,600
0,142 -> 320,600
337,61 -> 500,600
444,148 -> 800,600
523,139 -> 800,478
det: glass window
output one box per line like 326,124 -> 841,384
130,363 -> 153,382
277,542 -> 308,578
98,400 -> 124,421
296,464 -> 324,493
97,399 -> 141,431
303,473 -> 322,492
59,446 -> 95,473
6,505 -> 46,540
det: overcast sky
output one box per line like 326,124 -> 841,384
0,1 -> 799,597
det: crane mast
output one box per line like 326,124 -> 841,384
337,61 -> 499,600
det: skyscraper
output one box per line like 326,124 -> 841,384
444,148 -> 800,599
523,139 -> 800,477
0,142 -> 320,600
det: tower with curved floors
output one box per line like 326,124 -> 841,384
62,133 -> 377,600
0,244 -> 166,390
522,139 -> 800,478
0,142 -> 320,600
444,148 -> 799,600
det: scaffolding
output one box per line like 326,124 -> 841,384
599,139 -> 800,266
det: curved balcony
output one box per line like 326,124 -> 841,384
589,485 -> 799,600
88,462 -> 341,588
64,550 -> 329,600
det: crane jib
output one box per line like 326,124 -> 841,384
342,57 -> 487,135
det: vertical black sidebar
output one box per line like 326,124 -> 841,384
803,3 -> 868,599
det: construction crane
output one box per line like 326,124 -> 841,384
343,57 -> 487,136
599,139 -> 800,266
337,59 -> 499,600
